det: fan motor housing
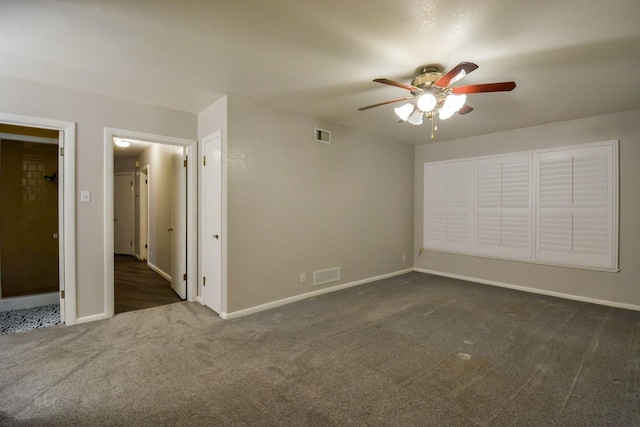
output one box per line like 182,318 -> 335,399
411,70 -> 443,89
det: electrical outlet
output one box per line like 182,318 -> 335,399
300,273 -> 306,283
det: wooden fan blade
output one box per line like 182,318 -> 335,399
457,104 -> 474,115
358,97 -> 414,111
434,62 -> 478,88
451,81 -> 516,94
373,78 -> 421,92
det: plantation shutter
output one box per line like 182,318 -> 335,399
424,160 -> 472,252
423,141 -> 617,271
475,155 -> 532,259
536,144 -> 616,269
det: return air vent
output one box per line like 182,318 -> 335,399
313,267 -> 340,286
314,127 -> 331,144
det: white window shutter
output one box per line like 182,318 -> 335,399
424,161 -> 472,252
424,141 -> 617,271
536,144 -> 616,268
474,155 -> 532,258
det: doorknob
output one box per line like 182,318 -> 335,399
168,228 -> 174,232
213,234 -> 219,239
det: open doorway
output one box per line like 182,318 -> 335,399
106,129 -> 197,316
0,125 -> 62,334
113,140 -> 183,313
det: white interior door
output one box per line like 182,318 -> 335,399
170,149 -> 187,299
139,168 -> 148,261
202,131 -> 222,313
114,173 -> 134,255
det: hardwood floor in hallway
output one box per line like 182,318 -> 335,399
114,255 -> 182,314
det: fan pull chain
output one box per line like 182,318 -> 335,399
430,117 -> 434,140
430,113 -> 439,140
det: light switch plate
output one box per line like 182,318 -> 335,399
81,191 -> 91,203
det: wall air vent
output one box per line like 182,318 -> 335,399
313,267 -> 340,286
314,128 -> 331,144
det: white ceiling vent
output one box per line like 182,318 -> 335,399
313,267 -> 340,286
314,127 -> 331,144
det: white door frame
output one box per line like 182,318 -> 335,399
0,112 -> 77,324
104,128 -> 197,317
0,133 -> 59,312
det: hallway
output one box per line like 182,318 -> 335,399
114,255 -> 182,314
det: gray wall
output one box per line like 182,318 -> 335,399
414,109 -> 640,308
0,76 -> 196,319
224,97 -> 415,312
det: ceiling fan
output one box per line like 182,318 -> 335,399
358,62 -> 516,139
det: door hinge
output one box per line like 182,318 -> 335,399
130,241 -> 133,246
60,147 -> 64,156
183,273 -> 187,281
60,290 -> 65,299
145,244 -> 148,249
203,276 -> 206,287
203,156 -> 206,166
183,158 -> 187,167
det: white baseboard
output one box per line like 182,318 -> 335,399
221,268 -> 413,320
147,261 -> 171,282
414,268 -> 640,312
0,292 -> 59,312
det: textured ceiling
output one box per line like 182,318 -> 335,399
1,0 -> 639,144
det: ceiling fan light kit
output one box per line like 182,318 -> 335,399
416,92 -> 437,112
359,62 -> 516,140
394,103 -> 415,121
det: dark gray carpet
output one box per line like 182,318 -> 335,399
0,304 -> 60,335
0,272 -> 638,426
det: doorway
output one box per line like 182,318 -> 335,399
113,143 -> 184,312
1,138 -> 58,297
105,128 -> 197,317
0,117 -> 76,329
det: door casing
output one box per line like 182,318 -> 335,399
0,113 -> 77,324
